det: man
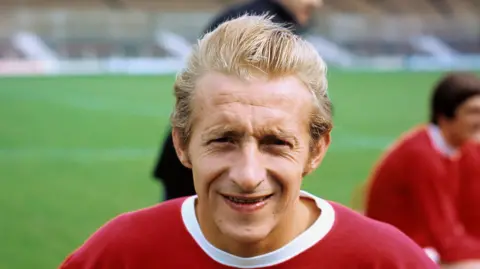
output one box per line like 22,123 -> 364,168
153,0 -> 323,201
364,73 -> 480,267
458,140 -> 480,238
59,16 -> 437,268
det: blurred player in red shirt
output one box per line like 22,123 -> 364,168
459,142 -> 480,239
364,73 -> 480,268
59,15 -> 438,269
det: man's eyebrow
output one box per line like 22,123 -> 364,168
257,128 -> 299,146
201,126 -> 242,141
200,126 -> 300,145
256,126 -> 294,137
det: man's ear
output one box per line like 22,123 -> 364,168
172,128 -> 192,169
303,132 -> 331,176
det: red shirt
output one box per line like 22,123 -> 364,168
459,142 -> 480,238
60,191 -> 437,269
365,125 -> 480,263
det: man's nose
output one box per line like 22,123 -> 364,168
228,143 -> 266,192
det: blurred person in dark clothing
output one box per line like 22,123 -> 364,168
153,0 -> 323,201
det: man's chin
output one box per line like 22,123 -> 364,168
219,222 -> 273,246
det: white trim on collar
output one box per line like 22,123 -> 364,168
180,190 -> 335,268
427,124 -> 457,157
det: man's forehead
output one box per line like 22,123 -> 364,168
461,95 -> 480,110
466,95 -> 480,105
210,90 -> 293,107
197,102 -> 309,141
195,72 -> 311,107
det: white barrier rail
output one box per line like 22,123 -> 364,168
1,55 -> 480,77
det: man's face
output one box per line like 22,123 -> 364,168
175,72 -> 329,246
445,95 -> 480,144
281,0 -> 323,26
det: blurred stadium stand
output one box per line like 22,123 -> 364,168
0,0 -> 479,73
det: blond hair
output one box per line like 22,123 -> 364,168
171,14 -> 332,145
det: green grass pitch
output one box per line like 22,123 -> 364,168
0,71 -> 448,268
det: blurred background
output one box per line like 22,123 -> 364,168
0,0 -> 479,268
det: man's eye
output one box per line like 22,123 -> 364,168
211,137 -> 234,144
261,136 -> 292,148
271,139 -> 290,147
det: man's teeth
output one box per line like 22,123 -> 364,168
225,195 -> 270,204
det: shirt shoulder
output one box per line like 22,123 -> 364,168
203,1 -> 255,33
59,198 -> 190,268
327,203 -> 438,268
388,127 -> 435,158
375,127 -> 444,175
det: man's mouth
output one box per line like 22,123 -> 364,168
221,194 -> 273,212
223,194 -> 273,204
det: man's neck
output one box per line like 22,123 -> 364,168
271,0 -> 300,26
429,124 -> 458,156
196,196 -> 319,257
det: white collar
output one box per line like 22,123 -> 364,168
181,190 -> 335,268
427,124 -> 457,157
